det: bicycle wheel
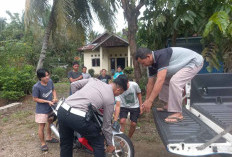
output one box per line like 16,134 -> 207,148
108,134 -> 134,157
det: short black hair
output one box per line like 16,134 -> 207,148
117,66 -> 122,69
72,61 -> 79,66
37,69 -> 49,81
135,47 -> 152,60
82,66 -> 87,69
113,74 -> 128,91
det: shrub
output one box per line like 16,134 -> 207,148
123,67 -> 134,81
0,65 -> 36,100
138,76 -> 148,95
51,75 -> 59,83
52,67 -> 66,79
88,69 -> 95,77
123,67 -> 134,74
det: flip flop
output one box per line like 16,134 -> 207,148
156,106 -> 168,112
164,116 -> 184,124
41,144 -> 48,151
46,138 -> 59,143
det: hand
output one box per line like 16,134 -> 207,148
143,99 -> 153,113
48,101 -> 54,106
105,145 -> 115,153
52,98 -> 58,103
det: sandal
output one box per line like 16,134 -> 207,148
164,116 -> 184,124
46,138 -> 59,143
41,144 -> 48,151
156,106 -> 168,112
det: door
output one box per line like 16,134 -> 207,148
116,58 -> 125,69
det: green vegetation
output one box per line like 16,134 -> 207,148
0,0 -> 231,101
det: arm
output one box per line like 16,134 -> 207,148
137,92 -> 143,114
52,89 -> 58,103
144,69 -> 167,112
114,101 -> 121,121
69,75 -> 83,83
71,79 -> 90,94
33,97 -> 54,106
102,103 -> 114,146
146,77 -> 156,100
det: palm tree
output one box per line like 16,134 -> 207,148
24,0 -> 117,70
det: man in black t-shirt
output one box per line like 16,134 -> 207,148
98,69 -> 112,84
68,61 -> 83,95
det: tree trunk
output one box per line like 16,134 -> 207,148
171,30 -> 177,46
121,0 -> 144,82
36,5 -> 55,71
128,18 -> 141,82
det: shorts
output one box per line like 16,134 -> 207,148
119,107 -> 140,123
35,112 -> 52,123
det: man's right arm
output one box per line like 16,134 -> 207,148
146,77 -> 155,100
71,79 -> 90,94
69,75 -> 83,83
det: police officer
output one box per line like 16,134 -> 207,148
57,75 -> 128,157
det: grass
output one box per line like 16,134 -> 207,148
11,110 -> 33,120
2,117 -> 8,123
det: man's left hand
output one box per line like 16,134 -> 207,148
143,99 -> 153,113
105,145 -> 115,153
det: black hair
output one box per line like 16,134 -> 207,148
117,66 -> 122,69
37,69 -> 49,81
113,74 -> 128,91
72,61 -> 79,66
135,47 -> 152,60
82,66 -> 87,69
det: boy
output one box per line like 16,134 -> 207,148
32,69 -> 59,151
114,79 -> 143,138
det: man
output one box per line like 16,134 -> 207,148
113,66 -> 124,80
32,69 -> 59,151
57,75 -> 128,157
98,69 -> 112,84
136,47 -> 203,123
113,80 -> 143,138
82,66 -> 91,79
68,61 -> 83,94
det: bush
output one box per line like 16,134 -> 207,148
88,69 -> 95,77
123,67 -> 134,74
51,75 -> 59,83
123,67 -> 134,81
138,76 -> 148,95
52,67 -> 66,79
0,65 -> 36,100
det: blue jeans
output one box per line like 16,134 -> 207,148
58,107 -> 105,157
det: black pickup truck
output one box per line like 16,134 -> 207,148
153,73 -> 232,156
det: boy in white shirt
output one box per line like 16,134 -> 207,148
114,80 -> 143,138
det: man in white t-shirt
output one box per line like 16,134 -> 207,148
114,80 -> 143,138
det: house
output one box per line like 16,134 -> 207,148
78,32 -> 132,75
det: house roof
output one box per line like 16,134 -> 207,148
78,32 -> 129,51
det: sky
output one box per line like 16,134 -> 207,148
0,0 -> 128,33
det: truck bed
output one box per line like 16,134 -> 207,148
152,73 -> 232,156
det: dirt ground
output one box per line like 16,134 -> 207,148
0,83 -> 229,157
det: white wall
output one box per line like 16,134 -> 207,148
83,51 -> 101,74
83,47 -> 130,75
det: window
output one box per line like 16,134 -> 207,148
92,58 -> 100,67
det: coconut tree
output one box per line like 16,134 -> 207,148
24,0 -> 117,70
